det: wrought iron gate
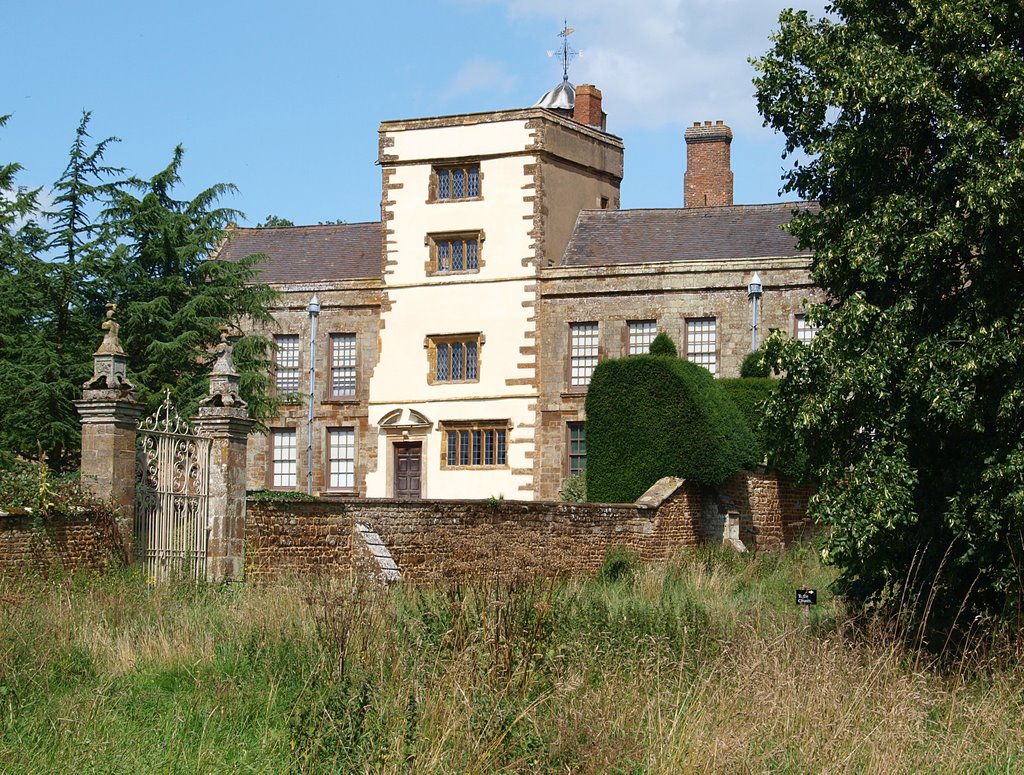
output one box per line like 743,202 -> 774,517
135,395 -> 211,581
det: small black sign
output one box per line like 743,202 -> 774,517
796,589 -> 817,606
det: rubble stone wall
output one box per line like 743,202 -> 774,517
245,470 -> 812,582
0,511 -> 127,576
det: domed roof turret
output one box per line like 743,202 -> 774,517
535,78 -> 575,110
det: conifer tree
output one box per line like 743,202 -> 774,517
0,113 -> 117,468
103,145 -> 277,419
0,115 -> 46,464
0,113 -> 277,468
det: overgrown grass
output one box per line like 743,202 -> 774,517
0,546 -> 1021,772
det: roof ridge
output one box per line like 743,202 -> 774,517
580,201 -> 813,217
239,220 -> 382,232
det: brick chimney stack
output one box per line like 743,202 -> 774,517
684,120 -> 734,207
573,84 -> 606,130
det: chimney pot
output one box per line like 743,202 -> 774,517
683,120 -> 734,208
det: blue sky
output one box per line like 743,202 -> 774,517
2,0 -> 828,227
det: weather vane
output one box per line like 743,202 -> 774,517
548,20 -> 582,82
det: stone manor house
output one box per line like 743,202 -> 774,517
215,81 -> 820,502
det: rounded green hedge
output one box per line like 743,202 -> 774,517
584,356 -> 759,503
739,349 -> 771,378
719,377 -> 778,455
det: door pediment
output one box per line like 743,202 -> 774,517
378,407 -> 432,435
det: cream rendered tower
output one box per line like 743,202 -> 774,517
367,107 -> 622,499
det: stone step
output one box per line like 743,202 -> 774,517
355,523 -> 402,583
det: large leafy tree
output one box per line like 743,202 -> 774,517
754,2 -> 1024,629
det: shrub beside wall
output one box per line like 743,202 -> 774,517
585,356 -> 759,503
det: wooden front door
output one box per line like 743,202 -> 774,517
394,442 -> 422,499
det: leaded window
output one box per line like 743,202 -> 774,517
274,335 -> 300,393
431,335 -> 481,383
330,333 -> 356,398
434,164 -> 480,201
570,322 -> 599,388
432,234 -> 480,274
686,318 -> 717,375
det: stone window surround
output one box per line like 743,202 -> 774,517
566,421 -> 586,477
684,316 -> 719,376
426,161 -> 484,203
273,334 -> 301,396
567,321 -> 600,391
268,427 -> 298,491
325,426 -> 356,492
326,332 -> 357,402
424,230 -> 485,276
425,332 -> 485,385
440,419 -> 511,469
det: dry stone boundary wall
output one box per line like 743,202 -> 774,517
246,470 -> 814,582
0,470 -> 813,580
0,511 -> 127,576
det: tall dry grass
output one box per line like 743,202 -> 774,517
0,546 -> 1020,772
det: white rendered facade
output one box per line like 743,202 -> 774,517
366,110 -> 622,499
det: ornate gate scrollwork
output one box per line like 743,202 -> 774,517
135,394 -> 211,581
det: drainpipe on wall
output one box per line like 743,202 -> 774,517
748,273 -> 763,352
306,294 -> 320,496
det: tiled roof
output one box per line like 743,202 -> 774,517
560,203 -> 815,267
215,222 -> 381,283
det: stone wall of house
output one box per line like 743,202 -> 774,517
534,259 -> 823,500
0,511 -> 127,576
246,282 -> 382,495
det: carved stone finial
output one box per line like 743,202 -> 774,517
200,327 -> 247,413
210,325 -> 237,377
95,303 -> 126,357
83,303 -> 135,394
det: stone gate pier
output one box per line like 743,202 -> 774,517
75,309 -> 252,582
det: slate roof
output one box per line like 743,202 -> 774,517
560,203 -> 815,267
215,222 -> 382,283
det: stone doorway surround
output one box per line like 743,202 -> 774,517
377,408 -> 432,498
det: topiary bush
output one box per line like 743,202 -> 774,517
584,356 -> 759,503
720,377 -> 778,456
648,332 -> 678,357
739,349 -> 771,378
